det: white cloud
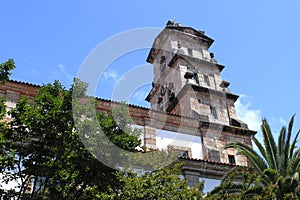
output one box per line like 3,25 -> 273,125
103,70 -> 120,83
58,64 -> 73,80
268,116 -> 289,139
279,117 -> 287,126
235,95 -> 264,153
56,64 -> 74,86
235,96 -> 299,155
235,94 -> 262,132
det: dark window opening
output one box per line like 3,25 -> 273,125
208,149 -> 220,162
228,155 -> 235,164
193,73 -> 199,84
160,56 -> 166,64
158,100 -> 164,111
168,92 -> 175,102
160,56 -> 166,71
175,150 -> 189,157
160,86 -> 166,96
177,41 -> 182,49
181,151 -> 189,157
204,75 -> 210,86
157,97 -> 163,104
210,106 -> 218,119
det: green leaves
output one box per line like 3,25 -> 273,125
0,59 -> 16,183
0,58 -> 15,83
114,162 -> 205,200
261,119 -> 278,170
218,115 -> 300,199
225,142 -> 267,174
2,79 -> 145,199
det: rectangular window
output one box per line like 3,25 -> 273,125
158,101 -> 164,111
181,151 -> 189,157
210,106 -> 218,119
175,149 -> 189,157
228,155 -> 236,164
160,56 -> 166,71
208,149 -> 220,162
193,73 -> 199,84
204,75 -> 210,86
188,48 -> 193,57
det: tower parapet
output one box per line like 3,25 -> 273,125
146,20 -> 247,128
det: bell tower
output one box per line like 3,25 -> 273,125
146,20 -> 247,128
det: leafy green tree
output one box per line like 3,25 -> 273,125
0,59 -> 16,199
214,116 -> 300,199
2,79 -> 142,199
0,61 -> 204,199
0,59 -> 15,83
0,58 -> 16,170
1,71 -> 201,199
103,162 -> 205,200
208,167 -> 263,200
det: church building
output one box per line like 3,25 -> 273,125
0,20 -> 256,189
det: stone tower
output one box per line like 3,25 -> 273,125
0,21 -> 256,190
146,20 -> 247,129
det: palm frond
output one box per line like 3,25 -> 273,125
225,142 -> 267,174
220,167 -> 238,183
262,168 -> 281,185
252,136 -> 267,162
289,129 -> 300,159
284,115 -> 295,171
277,127 -> 286,156
242,185 -> 263,197
288,149 -> 300,173
277,126 -> 286,163
209,185 -> 223,195
210,181 -> 248,195
220,166 -> 250,184
279,115 -> 298,177
261,118 -> 278,170
224,183 -> 245,193
286,115 -> 295,152
278,126 -> 288,176
222,116 -> 300,198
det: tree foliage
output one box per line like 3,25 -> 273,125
103,162 -> 205,200
209,116 -> 300,199
0,59 -> 15,83
0,78 -> 143,199
0,66 -> 205,199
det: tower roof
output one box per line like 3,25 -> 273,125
146,21 -> 214,63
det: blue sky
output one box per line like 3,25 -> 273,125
1,1 -> 300,138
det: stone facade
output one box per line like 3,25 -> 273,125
0,78 -> 255,187
146,21 -> 242,128
144,21 -> 256,185
0,21 -> 256,188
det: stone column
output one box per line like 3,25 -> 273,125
183,170 -> 200,187
144,126 -> 156,150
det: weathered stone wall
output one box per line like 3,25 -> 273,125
202,129 -> 252,166
0,80 -> 254,167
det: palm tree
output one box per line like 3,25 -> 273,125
208,166 -> 259,199
216,115 -> 300,199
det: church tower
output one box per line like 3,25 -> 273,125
146,20 -> 247,129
